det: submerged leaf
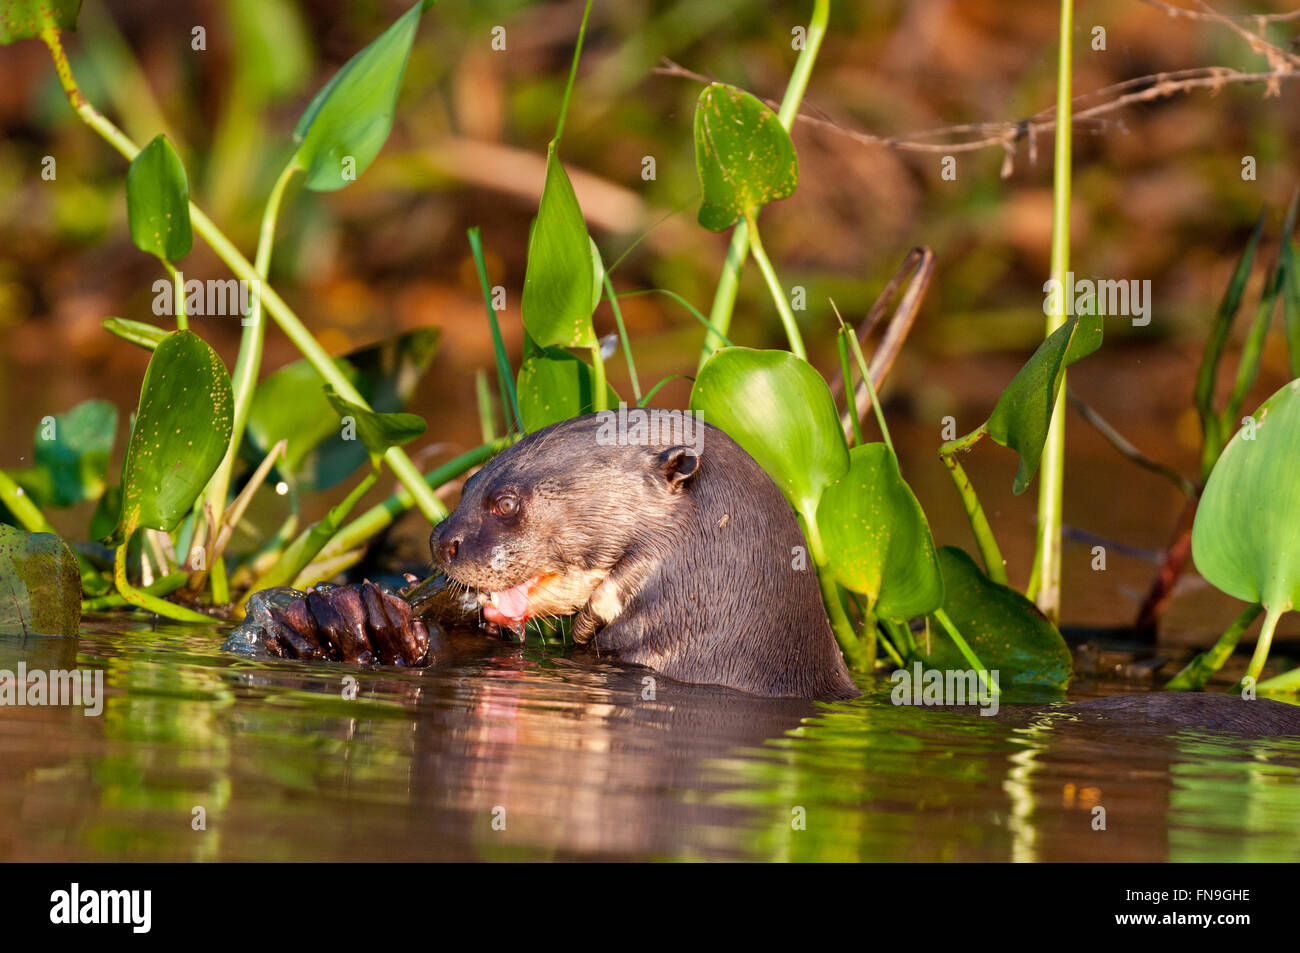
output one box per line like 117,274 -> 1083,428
693,83 -> 798,231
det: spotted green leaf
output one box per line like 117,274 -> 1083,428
913,546 -> 1072,690
291,0 -> 431,191
521,144 -> 596,349
0,0 -> 80,44
517,348 -> 619,433
323,389 -> 426,467
126,134 -> 193,261
689,347 -> 847,525
0,525 -> 80,636
693,83 -> 798,232
817,443 -> 943,620
986,312 -> 1102,494
108,331 -> 233,545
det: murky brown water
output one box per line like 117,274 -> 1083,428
2,616 -> 1297,862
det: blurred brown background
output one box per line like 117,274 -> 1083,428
0,0 -> 1297,633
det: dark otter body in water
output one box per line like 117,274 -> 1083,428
429,413 -> 857,700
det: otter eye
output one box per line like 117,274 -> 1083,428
490,492 -> 520,518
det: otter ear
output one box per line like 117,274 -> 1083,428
656,446 -> 700,489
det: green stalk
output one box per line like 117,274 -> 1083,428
552,0 -> 594,147
114,541 -> 212,624
932,607 -> 999,698
804,513 -> 868,670
604,273 -> 642,404
589,342 -> 608,413
743,212 -> 806,359
698,0 -> 829,368
475,369 -> 496,443
1031,0 -> 1074,622
163,261 -> 187,330
837,330 -> 863,446
467,227 -> 521,432
1165,602 -> 1263,690
1239,607 -> 1283,690
40,27 -> 447,527
83,570 -> 187,612
937,425 -> 1008,584
202,159 -> 298,604
0,471 -> 55,534
842,313 -> 892,452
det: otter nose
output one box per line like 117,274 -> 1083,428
432,528 -> 462,567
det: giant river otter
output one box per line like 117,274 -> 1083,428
225,412 -> 1300,733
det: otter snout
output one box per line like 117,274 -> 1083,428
429,520 -> 463,570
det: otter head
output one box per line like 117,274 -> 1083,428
430,417 -> 702,627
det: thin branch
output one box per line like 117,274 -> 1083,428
1066,388 -> 1198,497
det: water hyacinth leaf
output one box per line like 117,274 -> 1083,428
689,347 -> 847,524
324,389 -> 426,467
521,145 -> 596,349
914,546 -> 1072,690
693,83 -> 798,232
1192,378 -> 1300,615
0,525 -> 80,636
291,0 -> 430,191
816,442 -> 943,620
103,317 -> 168,351
243,328 -> 438,490
517,348 -> 619,433
0,0 -> 81,44
986,312 -> 1102,494
109,331 -> 233,544
33,399 -> 116,507
126,134 -> 193,261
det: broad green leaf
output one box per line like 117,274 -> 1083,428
243,328 -> 438,490
986,312 -> 1103,494
693,83 -> 798,232
324,389 -> 425,467
0,525 -> 80,636
517,349 -> 619,433
520,144 -> 596,349
689,347 -> 847,524
0,0 -> 80,44
1192,378 -> 1300,615
817,442 -> 943,620
913,546 -> 1072,690
89,484 -> 120,542
103,316 -> 168,351
33,399 -> 116,507
291,0 -> 430,191
109,331 -> 233,544
126,134 -> 193,261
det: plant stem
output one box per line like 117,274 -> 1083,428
840,308 -> 892,452
698,0 -> 829,368
937,424 -> 1008,584
804,513 -> 868,670
837,330 -> 863,446
467,227 -> 521,432
201,159 -> 298,604
1165,602 -> 1263,690
1239,606 -> 1283,690
40,26 -> 447,526
932,607 -> 999,698
604,273 -> 642,404
743,212 -> 806,359
114,542 -> 212,624
83,570 -> 187,612
0,471 -> 55,534
163,261 -> 187,330
1032,0 -> 1075,624
552,0 -> 594,146
589,342 -> 608,413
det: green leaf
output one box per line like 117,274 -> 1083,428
1282,238 -> 1300,377
1192,378 -> 1300,615
689,347 -> 847,524
520,144 -> 596,349
243,328 -> 439,490
291,0 -> 430,191
323,389 -> 425,467
0,525 -> 80,636
33,399 -> 116,507
913,546 -> 1072,690
109,331 -> 233,545
816,443 -> 943,620
693,83 -> 798,232
126,134 -> 193,261
1197,211 -> 1266,433
517,348 -> 619,433
0,0 -> 80,45
103,317 -> 169,351
986,312 -> 1103,494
